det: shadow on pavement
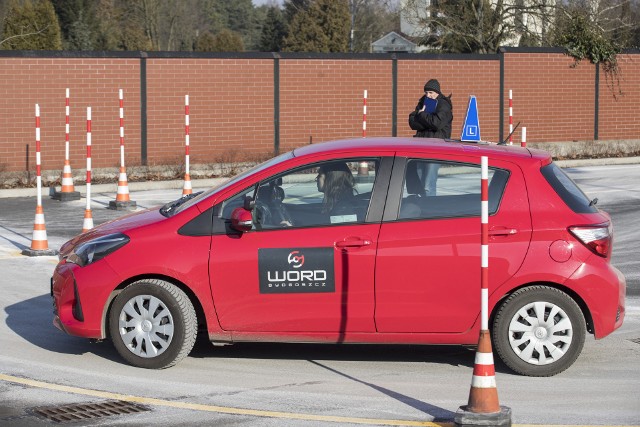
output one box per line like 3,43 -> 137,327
4,294 -> 121,363
310,359 -> 456,421
5,294 -> 516,376
0,225 -> 30,251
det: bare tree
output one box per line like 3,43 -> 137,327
401,0 -> 558,53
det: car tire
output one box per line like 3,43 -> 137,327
109,279 -> 197,369
492,285 -> 586,377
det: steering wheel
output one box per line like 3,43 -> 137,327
254,201 -> 273,227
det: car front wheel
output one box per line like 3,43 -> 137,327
109,279 -> 197,369
492,286 -> 586,377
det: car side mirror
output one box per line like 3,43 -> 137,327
230,207 -> 253,232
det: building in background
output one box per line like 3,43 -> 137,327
371,31 -> 418,53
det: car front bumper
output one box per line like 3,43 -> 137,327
51,259 -> 122,339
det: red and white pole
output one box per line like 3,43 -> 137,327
28,104 -> 50,251
116,89 -> 131,202
82,107 -> 94,232
508,90 -> 513,145
59,88 -> 76,193
358,90 -> 369,176
480,156 -> 489,331
463,155 -> 501,414
362,89 -> 367,138
521,127 -> 527,148
182,94 -> 192,195
35,105 -> 43,213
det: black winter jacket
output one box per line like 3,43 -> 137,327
408,94 -> 453,139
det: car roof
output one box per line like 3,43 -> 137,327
293,137 -> 550,165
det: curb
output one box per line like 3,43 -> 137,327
0,177 -> 229,199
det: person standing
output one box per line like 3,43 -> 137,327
409,78 -> 453,139
408,79 -> 453,196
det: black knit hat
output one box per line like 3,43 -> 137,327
424,79 -> 441,95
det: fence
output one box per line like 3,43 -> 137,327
0,47 -> 638,174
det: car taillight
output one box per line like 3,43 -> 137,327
569,223 -> 612,258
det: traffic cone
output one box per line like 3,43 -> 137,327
454,330 -> 511,426
82,208 -> 94,233
116,166 -> 131,202
61,160 -> 75,192
467,330 -> 500,413
182,172 -> 192,196
51,159 -> 81,201
22,205 -> 58,256
108,166 -> 137,210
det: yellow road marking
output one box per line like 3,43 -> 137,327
0,373 -> 446,426
1,373 -> 637,427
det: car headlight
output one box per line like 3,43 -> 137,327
67,233 -> 130,267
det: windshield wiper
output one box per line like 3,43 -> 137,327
160,191 -> 202,216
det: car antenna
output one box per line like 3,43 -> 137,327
497,121 -> 521,146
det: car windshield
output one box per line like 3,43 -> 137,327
163,151 -> 294,217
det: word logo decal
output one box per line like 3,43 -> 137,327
259,248 -> 335,294
287,251 -> 305,268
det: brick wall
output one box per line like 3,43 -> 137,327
0,49 -> 638,174
503,52 -> 595,143
597,54 -> 640,140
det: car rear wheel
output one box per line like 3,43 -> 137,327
492,286 -> 586,377
109,279 -> 197,369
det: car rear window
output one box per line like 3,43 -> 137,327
540,163 -> 598,213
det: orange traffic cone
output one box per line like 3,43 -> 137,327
108,166 -> 136,210
82,208 -> 94,233
52,159 -> 81,201
182,172 -> 192,196
22,205 -> 58,256
467,330 -> 500,413
454,330 -> 511,426
116,166 -> 131,202
61,160 -> 75,192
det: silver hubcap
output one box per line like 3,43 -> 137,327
118,295 -> 174,358
508,301 -> 573,366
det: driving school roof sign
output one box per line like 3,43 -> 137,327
461,95 -> 481,142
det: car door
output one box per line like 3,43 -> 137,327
374,154 -> 532,333
209,157 -> 392,334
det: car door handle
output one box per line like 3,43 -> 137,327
335,238 -> 372,248
489,227 -> 518,236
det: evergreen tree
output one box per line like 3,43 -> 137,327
1,0 -> 62,50
66,10 -> 93,50
51,0 -> 98,49
207,0 -> 259,50
211,28 -> 245,52
283,0 -> 312,24
259,5 -> 287,51
283,0 -> 350,52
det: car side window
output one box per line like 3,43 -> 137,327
219,187 -> 255,221
254,159 -> 379,229
217,159 -> 377,230
398,160 -> 509,220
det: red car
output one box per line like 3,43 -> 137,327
51,138 -> 626,376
